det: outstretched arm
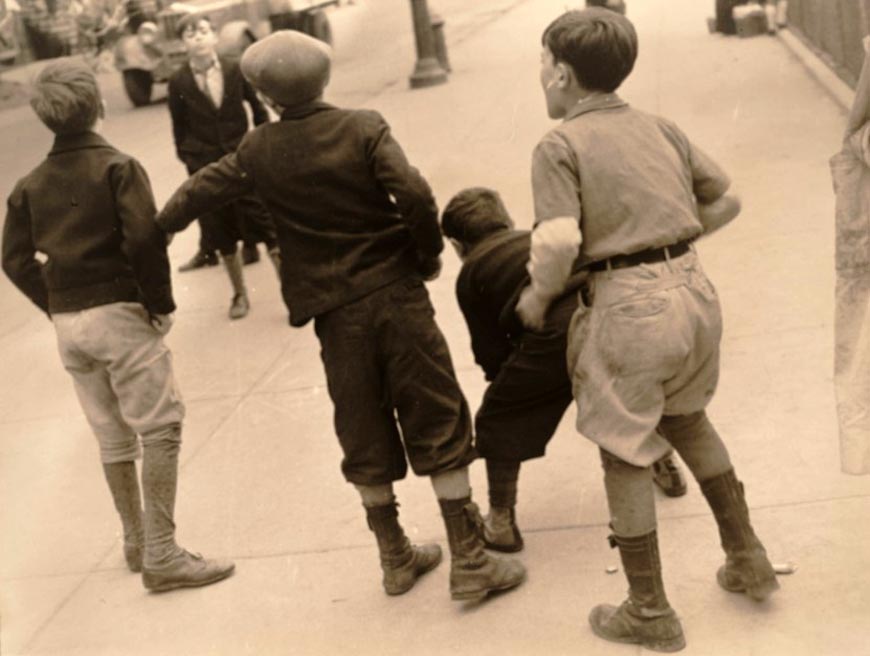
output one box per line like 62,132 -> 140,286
156,151 -> 254,233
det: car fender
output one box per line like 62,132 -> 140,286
216,20 -> 256,58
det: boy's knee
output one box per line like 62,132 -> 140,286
658,410 -> 710,443
140,424 -> 182,450
99,434 -> 141,464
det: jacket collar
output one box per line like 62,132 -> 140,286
563,92 -> 627,121
280,100 -> 334,121
49,131 -> 113,156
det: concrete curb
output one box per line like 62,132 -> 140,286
776,26 -> 855,111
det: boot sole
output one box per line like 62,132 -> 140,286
482,538 -> 524,554
450,569 -> 526,602
589,609 -> 686,653
143,565 -> 235,593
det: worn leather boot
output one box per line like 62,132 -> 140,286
365,502 -> 442,595
589,531 -> 686,653
700,469 -> 779,601
483,506 -> 524,553
652,453 -> 688,498
140,429 -> 234,592
439,497 -> 525,601
102,461 -> 144,572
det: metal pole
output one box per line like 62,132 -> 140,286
408,0 -> 447,89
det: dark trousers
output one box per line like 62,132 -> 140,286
475,293 -> 576,462
314,277 -> 476,485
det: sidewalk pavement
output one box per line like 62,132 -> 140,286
2,0 -> 869,654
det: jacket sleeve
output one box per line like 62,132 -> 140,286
243,76 -> 270,126
167,76 -> 188,162
156,150 -> 254,234
2,182 -> 49,315
456,271 -> 510,382
364,112 -> 443,260
111,158 -> 175,315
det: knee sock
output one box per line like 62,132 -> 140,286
658,411 -> 732,483
600,449 -> 656,537
102,461 -> 144,546
430,467 -> 471,501
486,460 -> 520,509
221,252 -> 247,297
141,426 -> 183,568
354,483 -> 395,508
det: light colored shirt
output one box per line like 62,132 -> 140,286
527,93 -> 730,297
192,58 -> 223,108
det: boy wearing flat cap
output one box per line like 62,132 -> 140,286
156,30 -> 525,602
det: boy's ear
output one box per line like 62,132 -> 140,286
554,62 -> 573,89
98,98 -> 106,119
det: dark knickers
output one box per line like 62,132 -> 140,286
314,277 -> 476,485
475,293 -> 576,462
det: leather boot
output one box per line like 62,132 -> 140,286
439,497 -> 525,601
700,469 -> 779,601
102,461 -> 144,572
589,531 -> 686,653
483,506 -> 523,553
365,501 -> 442,595
652,453 -> 688,498
140,429 -> 234,592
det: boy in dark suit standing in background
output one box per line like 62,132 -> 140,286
168,13 -> 280,319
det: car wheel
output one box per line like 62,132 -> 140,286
123,69 -> 153,107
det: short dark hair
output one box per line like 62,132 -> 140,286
30,59 -> 102,135
441,188 -> 513,247
542,9 -> 637,93
176,13 -> 214,39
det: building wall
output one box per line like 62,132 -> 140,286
788,0 -> 867,87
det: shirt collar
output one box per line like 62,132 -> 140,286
563,92 -> 627,121
191,57 -> 220,75
49,131 -> 112,156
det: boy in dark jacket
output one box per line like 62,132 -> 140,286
2,59 -> 234,592
156,30 -> 526,601
168,13 -> 279,319
442,187 -> 687,553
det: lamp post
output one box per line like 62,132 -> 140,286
408,0 -> 447,89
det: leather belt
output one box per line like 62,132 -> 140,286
589,240 -> 692,272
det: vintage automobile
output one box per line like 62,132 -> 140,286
0,0 -> 20,66
114,0 -> 336,107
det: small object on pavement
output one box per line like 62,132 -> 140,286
772,562 -> 797,575
605,565 -> 619,574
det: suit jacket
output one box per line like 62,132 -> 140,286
3,132 -> 174,316
167,56 -> 269,171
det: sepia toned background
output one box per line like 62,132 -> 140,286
1,0 -> 869,654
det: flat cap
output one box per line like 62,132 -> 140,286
241,30 -> 332,107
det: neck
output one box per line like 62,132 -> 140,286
190,53 -> 216,69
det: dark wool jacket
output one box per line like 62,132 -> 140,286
157,102 -> 442,326
2,132 -> 175,316
456,229 -> 588,381
167,56 -> 269,171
